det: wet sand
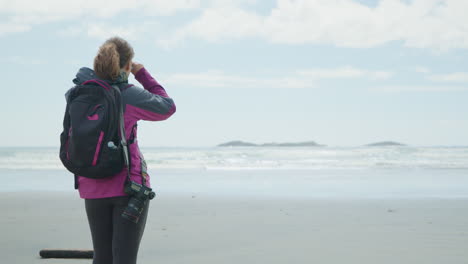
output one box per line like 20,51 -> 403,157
1,192 -> 468,264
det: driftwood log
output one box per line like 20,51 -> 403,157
39,249 -> 94,259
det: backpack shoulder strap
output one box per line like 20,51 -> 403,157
111,84 -> 147,186
111,85 -> 133,184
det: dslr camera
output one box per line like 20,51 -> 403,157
122,181 -> 156,223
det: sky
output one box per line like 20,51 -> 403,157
1,0 -> 467,147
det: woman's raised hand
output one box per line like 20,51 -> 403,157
131,62 -> 144,75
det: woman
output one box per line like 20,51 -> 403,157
72,36 -> 176,264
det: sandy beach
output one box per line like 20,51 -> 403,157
2,191 -> 468,264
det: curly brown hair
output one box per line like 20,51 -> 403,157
94,37 -> 134,81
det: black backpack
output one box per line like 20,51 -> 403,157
59,79 -> 130,183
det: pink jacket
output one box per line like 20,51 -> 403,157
73,67 -> 176,199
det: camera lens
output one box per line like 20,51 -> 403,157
122,197 -> 145,223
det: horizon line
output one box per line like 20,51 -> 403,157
1,144 -> 467,148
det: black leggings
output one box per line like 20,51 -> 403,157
85,196 -> 149,264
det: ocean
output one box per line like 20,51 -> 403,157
1,146 -> 468,198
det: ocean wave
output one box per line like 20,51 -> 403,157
0,146 -> 467,171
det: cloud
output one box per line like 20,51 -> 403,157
428,72 -> 468,82
162,70 -> 316,89
376,85 -> 468,92
0,0 -> 200,35
3,0 -> 468,51
137,0 -> 200,15
58,21 -> 161,41
297,67 -> 393,80
0,0 -> 200,16
162,66 -> 394,89
157,5 -> 263,47
162,0 -> 468,50
414,66 -> 431,74
0,22 -> 30,36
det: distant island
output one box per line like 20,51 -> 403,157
365,141 -> 406,147
217,140 -> 406,147
217,140 -> 325,147
260,141 -> 325,147
217,141 -> 257,147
